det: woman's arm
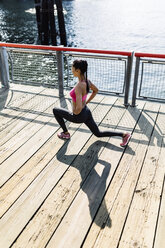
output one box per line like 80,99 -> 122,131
86,82 -> 98,104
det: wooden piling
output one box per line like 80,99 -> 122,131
34,0 -> 66,46
48,0 -> 57,46
55,0 -> 67,46
34,0 -> 42,40
41,0 -> 49,45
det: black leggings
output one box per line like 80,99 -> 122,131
53,105 -> 123,137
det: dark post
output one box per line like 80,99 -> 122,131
48,0 -> 57,46
41,0 -> 49,45
34,0 -> 42,40
35,0 -> 66,46
55,0 -> 67,46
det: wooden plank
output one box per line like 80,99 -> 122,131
0,86 -> 60,143
10,97 -> 121,248
0,85 -> 68,138
0,93 -> 72,186
154,162 -> 165,248
0,85 -> 62,134
0,84 -> 39,108
152,104 -> 165,248
0,84 -> 45,122
0,88 -> 60,146
82,101 -> 160,248
0,84 -> 46,107
0,88 -> 61,162
0,95 -> 112,248
0,85 -> 63,136
44,101 -> 145,248
0,94 -> 105,217
118,105 -> 165,248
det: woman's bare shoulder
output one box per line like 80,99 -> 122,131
75,82 -> 84,93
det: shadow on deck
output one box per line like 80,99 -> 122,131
0,84 -> 164,248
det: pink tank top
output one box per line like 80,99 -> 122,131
70,88 -> 87,103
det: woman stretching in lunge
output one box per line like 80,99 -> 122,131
53,59 -> 131,147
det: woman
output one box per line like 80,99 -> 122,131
53,59 -> 131,147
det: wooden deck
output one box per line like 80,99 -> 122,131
0,84 -> 165,248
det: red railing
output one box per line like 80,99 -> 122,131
0,42 -> 132,57
0,42 -> 133,106
1,42 -> 165,106
135,52 -> 165,59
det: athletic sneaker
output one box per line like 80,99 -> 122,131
120,133 -> 131,147
57,132 -> 70,140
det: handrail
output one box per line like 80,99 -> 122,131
0,42 -> 132,57
3,42 -> 165,106
135,52 -> 165,59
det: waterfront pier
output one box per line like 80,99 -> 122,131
0,43 -> 165,248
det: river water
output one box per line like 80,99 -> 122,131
0,0 -> 165,54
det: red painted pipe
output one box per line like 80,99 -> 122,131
0,42 -> 132,57
135,52 -> 165,59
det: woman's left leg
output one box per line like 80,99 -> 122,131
84,108 -> 131,146
84,108 -> 123,137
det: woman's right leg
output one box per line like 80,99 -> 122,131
53,107 -> 86,133
53,107 -> 75,133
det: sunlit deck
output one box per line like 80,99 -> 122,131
0,83 -> 164,248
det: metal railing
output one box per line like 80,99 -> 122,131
64,52 -> 133,98
132,52 -> 165,106
1,43 -> 165,106
0,42 -> 133,106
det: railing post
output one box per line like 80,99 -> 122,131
56,50 -> 64,97
132,56 -> 140,107
0,47 -> 10,88
124,53 -> 133,107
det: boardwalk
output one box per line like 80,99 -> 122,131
0,83 -> 164,248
